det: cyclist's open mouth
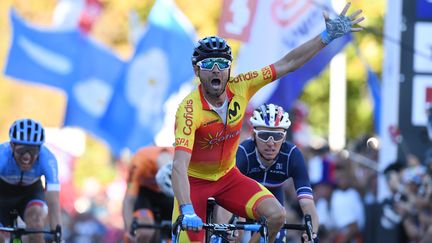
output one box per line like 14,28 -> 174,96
19,160 -> 32,170
210,79 -> 221,88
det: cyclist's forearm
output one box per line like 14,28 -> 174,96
45,191 -> 61,229
172,159 -> 191,205
299,198 -> 319,233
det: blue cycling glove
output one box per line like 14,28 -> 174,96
320,15 -> 351,45
180,204 -> 203,231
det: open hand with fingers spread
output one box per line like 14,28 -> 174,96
320,2 -> 365,45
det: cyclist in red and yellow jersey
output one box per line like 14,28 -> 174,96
122,146 -> 174,243
172,3 -> 364,242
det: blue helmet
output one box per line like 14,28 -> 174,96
9,119 -> 45,145
192,36 -> 232,65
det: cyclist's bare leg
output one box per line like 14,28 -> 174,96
134,209 -> 155,243
24,205 -> 46,243
250,197 -> 285,243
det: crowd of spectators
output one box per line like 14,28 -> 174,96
282,134 -> 432,243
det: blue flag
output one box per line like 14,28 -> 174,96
367,68 -> 381,134
267,36 -> 351,110
99,0 -> 195,154
4,9 -> 126,147
5,9 -> 79,90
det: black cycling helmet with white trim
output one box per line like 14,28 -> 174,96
156,161 -> 174,197
9,118 -> 45,145
191,36 -> 232,66
250,104 -> 291,130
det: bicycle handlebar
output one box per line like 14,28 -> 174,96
0,224 -> 62,243
202,223 -> 261,231
130,217 -> 172,236
171,215 -> 268,243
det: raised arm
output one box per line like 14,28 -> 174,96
273,2 -> 364,79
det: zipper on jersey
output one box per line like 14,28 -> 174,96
18,171 -> 24,185
263,171 -> 268,185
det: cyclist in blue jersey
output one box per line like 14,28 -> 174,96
0,119 -> 61,243
236,104 -> 319,242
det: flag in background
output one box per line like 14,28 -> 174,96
366,67 -> 381,134
53,0 -> 103,33
78,0 -> 104,33
4,9 -> 126,150
217,0 -> 258,42
99,0 -> 196,154
221,0 -> 351,110
5,9 -> 79,90
63,36 -> 126,147
52,0 -> 84,30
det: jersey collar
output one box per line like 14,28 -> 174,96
198,84 -> 234,110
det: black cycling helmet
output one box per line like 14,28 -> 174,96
191,36 -> 232,66
9,118 -> 45,145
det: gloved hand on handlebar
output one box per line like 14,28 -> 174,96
180,203 -> 203,231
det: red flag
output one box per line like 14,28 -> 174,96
218,0 -> 258,42
425,87 -> 432,103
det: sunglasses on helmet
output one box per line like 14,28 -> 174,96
13,144 -> 41,156
254,130 -> 286,143
197,58 -> 231,71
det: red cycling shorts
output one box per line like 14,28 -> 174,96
172,166 -> 274,242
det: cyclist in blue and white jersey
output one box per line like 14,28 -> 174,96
236,104 -> 319,242
0,118 -> 61,243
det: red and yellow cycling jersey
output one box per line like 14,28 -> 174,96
174,65 -> 277,181
126,146 -> 174,196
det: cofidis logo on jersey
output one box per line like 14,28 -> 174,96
182,99 -> 194,135
231,71 -> 259,83
199,130 -> 241,149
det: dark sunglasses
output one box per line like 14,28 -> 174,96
197,58 -> 231,70
13,144 -> 41,156
254,130 -> 286,143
